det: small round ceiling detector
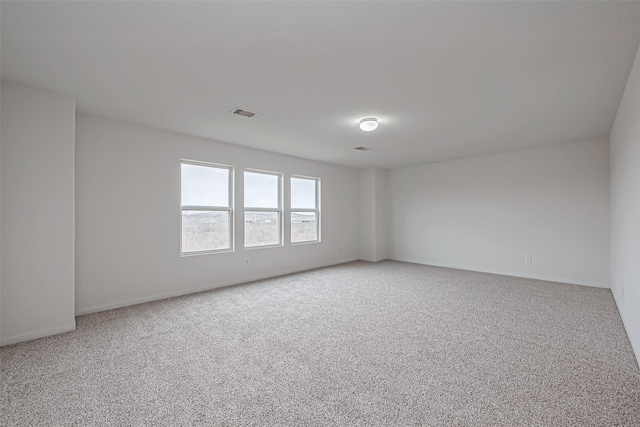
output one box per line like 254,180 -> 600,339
359,117 -> 379,132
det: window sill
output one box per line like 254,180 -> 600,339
180,248 -> 234,257
244,243 -> 284,251
291,240 -> 321,246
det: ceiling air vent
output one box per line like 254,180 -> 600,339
231,108 -> 256,118
355,146 -> 371,151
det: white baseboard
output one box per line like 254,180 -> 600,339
0,321 -> 76,347
391,257 -> 610,289
612,291 -> 640,368
76,257 -> 360,316
359,257 -> 389,263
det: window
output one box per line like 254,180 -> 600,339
291,176 -> 320,243
244,170 -> 282,248
181,161 -> 233,254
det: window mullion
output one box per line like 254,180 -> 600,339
181,205 -> 230,211
245,207 -> 279,213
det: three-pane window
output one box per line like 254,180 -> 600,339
181,161 -> 233,254
291,176 -> 320,243
180,161 -> 320,253
244,170 -> 282,248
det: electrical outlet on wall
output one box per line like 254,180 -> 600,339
524,255 -> 532,263
244,259 -> 249,265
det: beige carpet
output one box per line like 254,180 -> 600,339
1,261 -> 639,426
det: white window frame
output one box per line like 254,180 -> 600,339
180,159 -> 234,256
244,168 -> 283,249
290,175 -> 321,245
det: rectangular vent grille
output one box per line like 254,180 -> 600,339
232,108 -> 256,118
355,146 -> 370,151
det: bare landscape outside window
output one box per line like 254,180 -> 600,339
244,171 -> 281,247
291,212 -> 317,242
245,212 -> 280,246
181,162 -> 232,253
291,176 -> 319,243
182,211 -> 230,252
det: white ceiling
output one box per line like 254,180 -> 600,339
2,1 -> 640,169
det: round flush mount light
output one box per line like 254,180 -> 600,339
359,117 -> 379,132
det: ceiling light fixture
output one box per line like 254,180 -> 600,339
359,117 -> 378,132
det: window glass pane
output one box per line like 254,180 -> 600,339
181,163 -> 229,207
245,172 -> 279,208
291,212 -> 318,242
182,210 -> 230,252
245,212 -> 280,247
291,177 -> 316,209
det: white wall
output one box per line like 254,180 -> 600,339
75,115 -> 360,315
0,118 -> 2,344
0,33 -> 3,346
610,43 -> 640,360
373,168 -> 388,261
358,168 -> 375,261
358,168 -> 388,262
388,139 -> 610,288
0,105 -> 2,345
0,82 -> 76,345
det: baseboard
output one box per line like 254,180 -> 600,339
0,321 -> 76,347
392,257 -> 610,289
611,291 -> 640,368
359,257 -> 389,263
76,257 -> 360,316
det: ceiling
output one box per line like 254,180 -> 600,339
2,1 -> 640,169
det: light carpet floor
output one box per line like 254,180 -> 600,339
1,261 -> 639,426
